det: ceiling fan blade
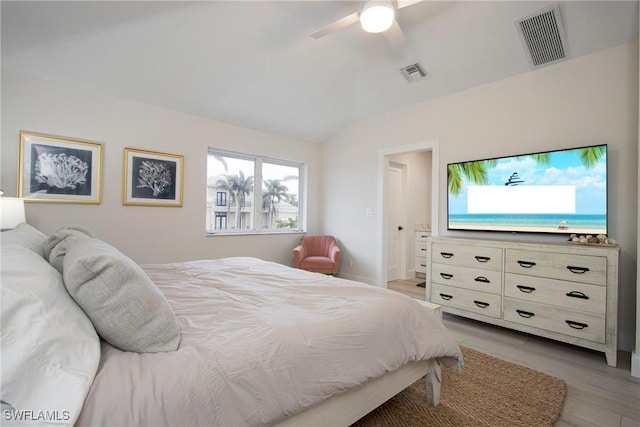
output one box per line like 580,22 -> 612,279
310,11 -> 360,39
395,0 -> 423,9
383,19 -> 407,51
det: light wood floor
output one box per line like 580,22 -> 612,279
388,277 -> 640,427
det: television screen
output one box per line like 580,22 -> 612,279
447,144 -> 607,235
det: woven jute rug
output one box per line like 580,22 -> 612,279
352,346 -> 567,427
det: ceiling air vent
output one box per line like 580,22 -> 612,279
515,5 -> 569,69
400,63 -> 427,83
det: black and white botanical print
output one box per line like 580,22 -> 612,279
131,156 -> 177,199
30,144 -> 92,195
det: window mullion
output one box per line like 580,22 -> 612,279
254,158 -> 263,230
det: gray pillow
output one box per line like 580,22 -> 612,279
44,225 -> 95,272
62,237 -> 181,353
1,223 -> 47,258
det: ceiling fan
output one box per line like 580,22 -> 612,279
310,0 -> 424,51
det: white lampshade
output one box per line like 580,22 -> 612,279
360,0 -> 395,33
1,197 -> 26,230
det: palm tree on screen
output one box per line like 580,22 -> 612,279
578,146 -> 606,168
448,159 -> 497,197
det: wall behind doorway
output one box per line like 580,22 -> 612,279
388,150 -> 433,277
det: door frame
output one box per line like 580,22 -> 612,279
377,140 -> 439,288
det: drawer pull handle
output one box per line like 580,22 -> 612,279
440,252 -> 454,259
565,320 -> 588,330
475,256 -> 491,263
421,248 -> 427,252
517,260 -> 537,268
440,273 -> 453,280
439,293 -> 453,301
566,265 -> 590,274
474,276 -> 490,283
420,263 -> 427,267
516,285 -> 536,293
516,309 -> 535,318
473,300 -> 490,308
566,291 -> 589,300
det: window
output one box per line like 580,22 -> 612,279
206,149 -> 303,234
216,191 -> 227,206
215,212 -> 227,230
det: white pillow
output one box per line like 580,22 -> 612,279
1,245 -> 100,426
0,223 -> 47,258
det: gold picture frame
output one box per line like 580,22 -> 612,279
18,131 -> 103,204
123,147 -> 184,207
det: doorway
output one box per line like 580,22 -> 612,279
386,161 -> 406,282
377,140 -> 439,288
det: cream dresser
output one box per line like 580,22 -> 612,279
427,236 -> 620,366
415,231 -> 431,277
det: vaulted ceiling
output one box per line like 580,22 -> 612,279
2,1 -> 638,142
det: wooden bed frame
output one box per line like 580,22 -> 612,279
273,301 -> 444,426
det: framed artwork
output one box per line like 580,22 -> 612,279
18,132 -> 103,204
123,147 -> 184,207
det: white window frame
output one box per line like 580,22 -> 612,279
206,148 -> 305,235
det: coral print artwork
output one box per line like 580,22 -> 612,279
132,157 -> 176,199
31,146 -> 91,195
123,148 -> 184,207
19,132 -> 103,204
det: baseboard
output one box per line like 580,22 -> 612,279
337,272 -> 377,286
632,351 -> 640,378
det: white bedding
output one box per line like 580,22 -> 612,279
76,257 -> 461,427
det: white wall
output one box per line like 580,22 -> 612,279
322,43 -> 639,352
1,71 -> 323,266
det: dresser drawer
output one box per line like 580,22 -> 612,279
416,258 -> 427,273
416,232 -> 431,242
415,240 -> 428,258
505,273 -> 605,314
432,263 -> 502,294
504,298 -> 605,343
431,284 -> 501,318
432,243 -> 502,271
505,249 -> 607,285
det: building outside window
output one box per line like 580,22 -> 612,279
206,150 -> 303,234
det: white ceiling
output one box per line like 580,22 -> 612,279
2,1 -> 638,143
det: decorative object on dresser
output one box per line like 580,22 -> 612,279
426,236 -> 619,366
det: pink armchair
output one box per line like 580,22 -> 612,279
293,235 -> 341,275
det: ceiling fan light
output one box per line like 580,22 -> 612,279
360,1 -> 395,33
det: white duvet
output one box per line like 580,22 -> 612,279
76,257 -> 461,427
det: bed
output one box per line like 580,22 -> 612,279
1,224 -> 462,427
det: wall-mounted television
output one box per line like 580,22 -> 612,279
447,144 -> 607,235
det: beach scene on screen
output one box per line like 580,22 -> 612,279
447,145 -> 607,234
